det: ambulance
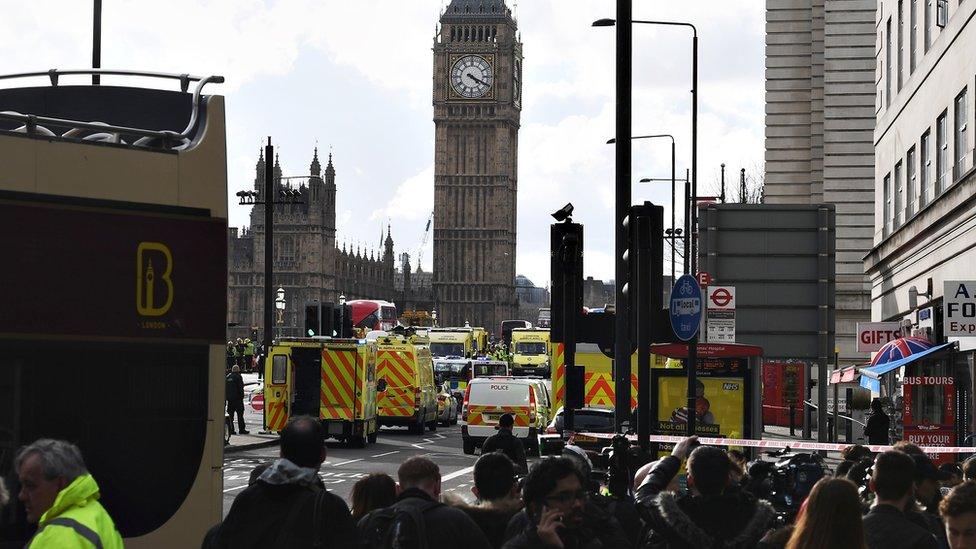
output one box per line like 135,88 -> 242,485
511,328 -> 551,376
264,337 -> 379,447
428,328 -> 473,358
550,342 -> 668,413
375,333 -> 438,434
460,377 -> 552,455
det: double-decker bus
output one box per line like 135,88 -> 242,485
0,69 -> 226,547
348,299 -> 399,331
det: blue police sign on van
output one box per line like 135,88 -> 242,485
670,274 -> 703,341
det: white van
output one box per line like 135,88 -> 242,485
460,377 -> 550,455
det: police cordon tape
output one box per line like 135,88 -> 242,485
566,431 -> 976,455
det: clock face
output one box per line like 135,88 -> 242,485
450,55 -> 493,99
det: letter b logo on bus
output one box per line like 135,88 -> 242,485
136,242 -> 174,316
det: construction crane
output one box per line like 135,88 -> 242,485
416,210 -> 433,272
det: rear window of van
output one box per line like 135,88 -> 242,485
469,382 -> 530,406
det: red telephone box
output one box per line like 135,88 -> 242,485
903,359 -> 956,465
763,361 -> 806,427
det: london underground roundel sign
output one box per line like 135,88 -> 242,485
670,274 -> 703,341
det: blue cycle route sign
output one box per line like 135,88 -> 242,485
669,274 -> 702,342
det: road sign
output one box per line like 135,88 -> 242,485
708,286 -> 735,309
696,272 -> 712,287
670,274 -> 702,341
706,285 -> 736,343
856,322 -> 905,352
945,281 -> 976,336
250,392 -> 265,412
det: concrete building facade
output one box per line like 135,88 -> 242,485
432,0 -> 521,330
765,0 -> 877,364
865,0 -> 976,345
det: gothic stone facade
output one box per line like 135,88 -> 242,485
432,0 -> 521,331
228,150 -> 395,340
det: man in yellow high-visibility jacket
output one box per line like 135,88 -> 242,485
16,439 -> 123,548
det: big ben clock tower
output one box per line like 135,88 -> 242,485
433,0 -> 521,330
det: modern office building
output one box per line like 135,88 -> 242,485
765,0 -> 878,364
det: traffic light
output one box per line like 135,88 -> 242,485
550,221 -> 583,343
304,302 -> 321,336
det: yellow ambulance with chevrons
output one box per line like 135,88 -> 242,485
264,337 -> 379,447
375,333 -> 438,434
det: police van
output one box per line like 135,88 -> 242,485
460,377 -> 551,455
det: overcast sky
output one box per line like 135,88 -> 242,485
2,1 -> 764,288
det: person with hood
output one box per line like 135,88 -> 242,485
636,436 -> 776,549
15,438 -> 123,549
215,415 -> 356,548
444,451 -> 524,548
482,413 -> 528,475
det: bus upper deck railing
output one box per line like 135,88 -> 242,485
0,69 -> 224,150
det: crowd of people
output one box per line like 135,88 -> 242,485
4,418 -> 976,548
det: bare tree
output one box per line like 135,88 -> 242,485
705,161 -> 765,204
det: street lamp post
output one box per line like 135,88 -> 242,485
594,13 -> 700,437
339,294 -> 346,337
275,286 -> 285,340
607,133 -> 677,282
236,137 -> 306,355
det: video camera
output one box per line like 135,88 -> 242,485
745,449 -> 827,522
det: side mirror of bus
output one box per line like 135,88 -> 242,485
377,379 -> 388,392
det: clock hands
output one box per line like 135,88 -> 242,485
465,73 -> 489,87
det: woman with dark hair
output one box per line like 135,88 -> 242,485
785,478 -> 867,549
350,473 -> 397,522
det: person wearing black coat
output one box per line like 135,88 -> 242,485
214,417 -> 356,549
482,414 -> 529,475
226,365 -> 248,435
865,398 -> 891,445
635,437 -> 776,549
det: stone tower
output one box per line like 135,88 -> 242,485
433,0 -> 521,331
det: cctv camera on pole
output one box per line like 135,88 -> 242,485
551,205 -> 583,433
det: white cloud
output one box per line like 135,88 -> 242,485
4,0 -> 765,294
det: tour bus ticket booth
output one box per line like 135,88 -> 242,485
860,340 -> 965,464
648,343 -> 764,458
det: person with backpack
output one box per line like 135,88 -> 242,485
226,365 -> 248,435
358,456 -> 492,549
214,416 -> 356,548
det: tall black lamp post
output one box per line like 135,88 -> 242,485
594,13 -> 699,436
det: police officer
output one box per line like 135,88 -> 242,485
226,365 -> 248,435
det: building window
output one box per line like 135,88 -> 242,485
886,18 -> 893,107
907,146 -> 917,217
278,236 -> 295,263
911,0 -> 918,73
925,0 -> 933,51
898,0 -> 904,91
938,110 -> 949,193
955,88 -> 968,179
884,172 -> 893,237
921,130 -> 932,206
895,161 -> 904,228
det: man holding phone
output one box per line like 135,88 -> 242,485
502,458 -> 629,548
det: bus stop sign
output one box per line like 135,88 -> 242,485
670,274 -> 703,341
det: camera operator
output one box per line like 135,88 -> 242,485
635,436 -> 777,549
